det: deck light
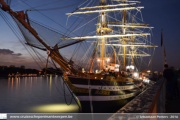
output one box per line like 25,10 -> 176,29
133,72 -> 139,78
130,65 -> 134,70
107,58 -> 110,62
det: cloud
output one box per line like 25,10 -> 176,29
0,48 -> 40,69
0,49 -> 22,57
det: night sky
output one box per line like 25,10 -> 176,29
0,0 -> 180,71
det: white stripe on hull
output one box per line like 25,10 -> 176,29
72,84 -> 135,91
77,93 -> 136,101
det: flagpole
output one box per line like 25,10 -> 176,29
164,46 -> 167,64
161,29 -> 164,71
162,45 -> 164,70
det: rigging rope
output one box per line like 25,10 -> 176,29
27,0 -> 86,11
18,0 -> 85,39
29,0 -> 63,10
11,0 -> 27,7
63,80 -> 73,105
0,10 -> 43,69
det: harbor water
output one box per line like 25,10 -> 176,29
0,76 -> 135,113
0,76 -> 79,113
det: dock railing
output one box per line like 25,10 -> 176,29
111,77 -> 166,114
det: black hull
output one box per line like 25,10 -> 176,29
80,97 -> 134,113
65,75 -> 143,112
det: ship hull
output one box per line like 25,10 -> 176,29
67,76 -> 142,112
80,98 -> 133,113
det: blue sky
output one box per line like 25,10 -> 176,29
0,0 -> 180,71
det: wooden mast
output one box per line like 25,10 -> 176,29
123,8 -> 126,69
101,0 -> 106,69
90,43 -> 98,73
131,16 -> 134,67
113,47 -> 116,64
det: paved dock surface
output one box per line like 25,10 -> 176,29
165,79 -> 180,113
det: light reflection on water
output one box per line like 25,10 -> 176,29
28,104 -> 79,113
0,77 -> 79,113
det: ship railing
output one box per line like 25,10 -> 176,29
109,77 -> 166,115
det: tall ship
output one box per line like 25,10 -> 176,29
0,0 -> 157,112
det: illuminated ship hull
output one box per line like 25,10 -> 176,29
65,75 -> 143,112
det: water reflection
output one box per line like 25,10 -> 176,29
28,104 -> 79,113
0,77 -> 78,113
16,77 -> 18,91
25,77 -> 27,88
11,77 -> 13,93
50,75 -> 52,92
31,77 -> 32,89
19,77 -> 20,86
8,78 -> 10,89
